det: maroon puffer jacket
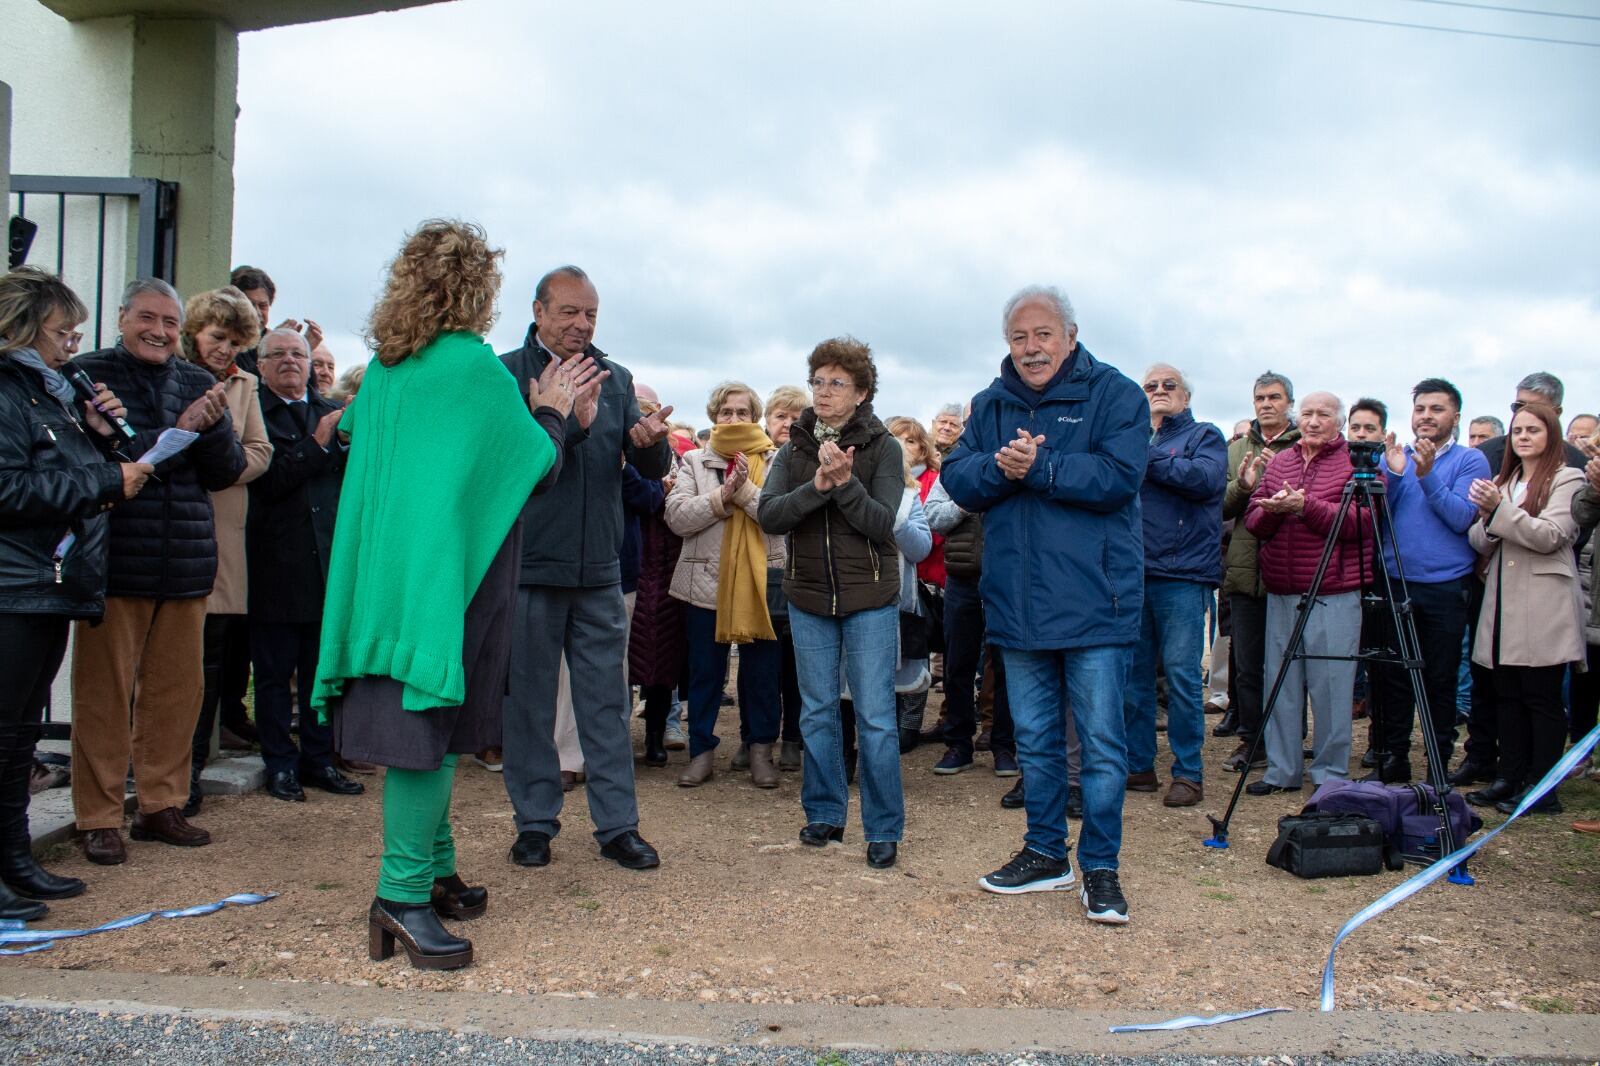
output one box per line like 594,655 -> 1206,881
1244,436 -> 1373,595
629,508 -> 686,688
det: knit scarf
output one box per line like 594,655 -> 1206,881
10,348 -> 76,409
709,421 -> 776,643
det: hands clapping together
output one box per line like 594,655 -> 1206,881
811,440 -> 856,492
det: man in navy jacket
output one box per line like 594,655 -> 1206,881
1123,365 -> 1227,809
942,285 -> 1147,925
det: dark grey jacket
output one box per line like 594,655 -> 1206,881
500,325 -> 671,587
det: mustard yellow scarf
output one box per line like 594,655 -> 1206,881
710,422 -> 776,643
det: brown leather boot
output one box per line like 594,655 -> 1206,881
82,828 -> 127,865
130,807 -> 211,847
748,743 -> 779,789
677,751 -> 715,788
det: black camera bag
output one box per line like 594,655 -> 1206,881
1265,810 -> 1386,879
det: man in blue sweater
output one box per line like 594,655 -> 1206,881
1372,378 -> 1490,784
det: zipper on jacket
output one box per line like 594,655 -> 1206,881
869,542 -> 880,583
824,509 -> 838,615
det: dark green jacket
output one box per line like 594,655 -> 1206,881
1221,420 -> 1301,598
758,405 -> 903,617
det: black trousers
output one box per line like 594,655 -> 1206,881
1571,643 -> 1600,744
1229,593 -> 1268,745
0,614 -> 69,847
250,620 -> 334,777
1373,577 -> 1469,766
940,574 -> 1014,755
191,613 -> 250,766
1491,662 -> 1567,788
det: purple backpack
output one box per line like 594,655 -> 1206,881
1305,781 -> 1482,865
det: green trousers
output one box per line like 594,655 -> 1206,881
377,755 -> 458,904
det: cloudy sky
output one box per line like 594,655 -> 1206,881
233,0 -> 1600,433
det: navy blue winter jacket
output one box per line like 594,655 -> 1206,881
941,346 -> 1148,651
1141,408 -> 1227,586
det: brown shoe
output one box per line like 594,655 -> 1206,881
678,751 -> 715,788
130,807 -> 211,847
336,754 -> 380,775
83,828 -> 127,865
1126,770 -> 1159,792
559,770 -> 578,792
1573,820 -> 1600,835
1224,741 -> 1266,772
748,743 -> 779,789
1164,778 -> 1204,807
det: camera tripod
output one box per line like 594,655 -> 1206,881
1203,462 -> 1472,886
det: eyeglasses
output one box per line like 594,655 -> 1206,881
808,377 -> 855,394
261,350 -> 309,363
49,326 -> 84,349
1143,379 -> 1181,394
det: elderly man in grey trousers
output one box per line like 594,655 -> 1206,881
499,266 -> 674,871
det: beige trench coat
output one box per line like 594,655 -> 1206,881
206,369 -> 273,615
1469,466 -> 1585,669
664,447 -> 785,611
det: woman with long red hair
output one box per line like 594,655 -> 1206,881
1465,402 -> 1586,815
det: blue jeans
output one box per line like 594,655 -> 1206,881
789,604 -> 903,842
684,605 -> 781,757
1004,644 -> 1132,870
1122,577 -> 1208,784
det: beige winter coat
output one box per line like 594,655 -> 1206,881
664,447 -> 785,611
1469,466 -> 1585,670
206,369 -> 273,615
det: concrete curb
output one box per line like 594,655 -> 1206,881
29,754 -> 265,851
1,969 -> 1596,1060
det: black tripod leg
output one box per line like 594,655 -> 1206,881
1206,482 -> 1354,848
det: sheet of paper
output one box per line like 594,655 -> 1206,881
137,427 -> 200,466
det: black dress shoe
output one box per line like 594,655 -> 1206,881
1212,709 -> 1238,737
509,830 -> 551,867
368,897 -> 472,970
302,764 -> 365,796
1359,747 -> 1380,769
1245,780 -> 1297,796
0,841 -> 85,901
0,881 -> 47,922
431,873 -> 488,920
600,830 -> 660,870
1359,755 -> 1411,784
898,728 -> 920,755
1466,779 -> 1518,807
1447,759 -> 1496,787
1000,780 -> 1025,810
866,841 -> 898,869
1495,785 -> 1562,816
265,770 -> 306,802
799,822 -> 844,846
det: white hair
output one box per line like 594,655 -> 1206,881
1142,363 -> 1193,399
1001,285 -> 1076,338
261,327 -> 310,356
934,403 -> 963,420
120,277 -> 184,323
1300,390 -> 1345,427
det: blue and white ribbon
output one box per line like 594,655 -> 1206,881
1110,1007 -> 1287,1033
0,891 -> 277,956
1319,723 -> 1598,1011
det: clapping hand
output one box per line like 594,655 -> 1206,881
176,383 -> 228,432
1467,477 -> 1501,516
629,401 -> 674,446
996,428 -> 1046,481
813,440 -> 856,491
1383,432 -> 1406,475
1587,456 -> 1600,493
1237,450 -> 1268,492
312,408 -> 344,447
721,452 -> 749,503
1412,438 -> 1438,479
1259,486 -> 1306,515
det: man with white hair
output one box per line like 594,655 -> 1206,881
943,284 -> 1147,924
1123,364 -> 1227,808
931,403 -> 965,457
1242,391 -> 1370,795
70,278 -> 245,864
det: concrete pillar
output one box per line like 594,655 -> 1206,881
129,17 -> 238,294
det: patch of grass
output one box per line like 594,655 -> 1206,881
816,1053 -> 849,1066
1204,890 -> 1235,902
1525,996 -> 1574,1014
1195,876 -> 1222,888
652,945 -> 672,958
566,884 -> 593,899
312,882 -> 343,891
1305,885 -> 1328,895
574,898 -> 600,912
38,843 -> 72,864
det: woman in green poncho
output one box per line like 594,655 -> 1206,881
312,220 -> 596,970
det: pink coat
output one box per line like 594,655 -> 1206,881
1244,436 -> 1373,596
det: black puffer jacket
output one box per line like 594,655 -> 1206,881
0,354 -> 125,617
71,345 -> 246,599
758,404 -> 903,618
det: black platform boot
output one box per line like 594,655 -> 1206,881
643,725 -> 667,767
368,897 -> 473,969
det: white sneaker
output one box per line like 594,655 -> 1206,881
664,722 -> 688,751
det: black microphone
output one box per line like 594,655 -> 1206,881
62,363 -> 138,442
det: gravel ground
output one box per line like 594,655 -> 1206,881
0,1006 -> 1578,1066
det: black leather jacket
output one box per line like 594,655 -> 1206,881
0,354 -> 125,617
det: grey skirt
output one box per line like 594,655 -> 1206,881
330,520 -> 521,771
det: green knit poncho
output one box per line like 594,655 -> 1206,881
311,331 -> 555,714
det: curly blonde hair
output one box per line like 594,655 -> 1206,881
180,285 -> 260,362
367,219 -> 503,367
886,415 -> 940,471
705,380 -> 763,424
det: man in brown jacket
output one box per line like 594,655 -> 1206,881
1219,371 -> 1301,772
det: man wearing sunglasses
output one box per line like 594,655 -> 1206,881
1122,366 -> 1227,808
